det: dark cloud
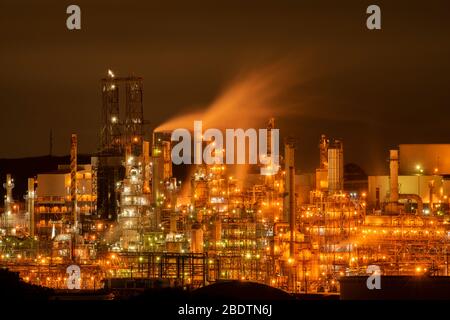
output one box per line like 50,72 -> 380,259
1,0 -> 449,174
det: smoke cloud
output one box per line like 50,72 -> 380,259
156,61 -> 301,131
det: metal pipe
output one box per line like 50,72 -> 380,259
398,194 -> 423,215
319,134 -> 328,170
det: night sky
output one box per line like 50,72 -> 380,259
1,0 -> 449,175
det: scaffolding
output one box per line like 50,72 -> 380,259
98,73 -> 146,220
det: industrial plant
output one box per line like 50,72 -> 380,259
1,72 -> 450,297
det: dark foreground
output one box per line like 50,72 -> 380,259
2,268 -> 450,319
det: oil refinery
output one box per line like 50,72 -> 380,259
1,72 -> 450,298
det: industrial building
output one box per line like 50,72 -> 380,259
97,72 -> 146,221
368,144 -> 450,215
1,72 -> 449,294
34,163 -> 96,239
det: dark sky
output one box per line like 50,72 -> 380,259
1,0 -> 449,175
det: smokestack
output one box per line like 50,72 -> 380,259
162,141 -> 173,179
315,134 -> 329,191
4,174 -> 13,213
143,141 -> 151,194
429,180 -> 434,214
70,134 -> 78,227
375,187 -> 380,210
267,117 -> 275,156
319,134 -> 328,170
389,150 -> 399,203
284,140 -> 295,222
327,139 -> 344,193
388,150 -> 423,214
2,174 -> 14,231
283,139 -> 296,257
289,165 -> 295,257
27,178 -> 35,237
152,150 -> 162,203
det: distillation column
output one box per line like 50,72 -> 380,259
284,140 -> 295,223
27,178 -> 35,237
70,134 -> 78,228
390,150 -> 399,203
2,174 -> 14,231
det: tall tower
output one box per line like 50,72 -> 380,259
3,174 -> 13,214
315,134 -> 329,191
26,178 -> 35,237
117,142 -> 152,251
2,174 -> 14,232
98,71 -> 146,220
283,139 -> 295,223
100,72 -> 144,155
327,139 -> 344,193
319,134 -> 328,170
70,134 -> 78,227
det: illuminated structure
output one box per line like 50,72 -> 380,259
1,174 -> 15,235
98,71 -> 145,220
33,164 -> 96,239
1,73 -> 449,294
116,144 -> 152,251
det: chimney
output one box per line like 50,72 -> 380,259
27,178 -> 35,237
327,139 -> 344,193
70,134 -> 78,226
389,150 -> 399,203
289,165 -> 296,257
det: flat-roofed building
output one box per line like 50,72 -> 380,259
35,164 -> 96,238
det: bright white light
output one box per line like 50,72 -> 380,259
108,69 -> 115,78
